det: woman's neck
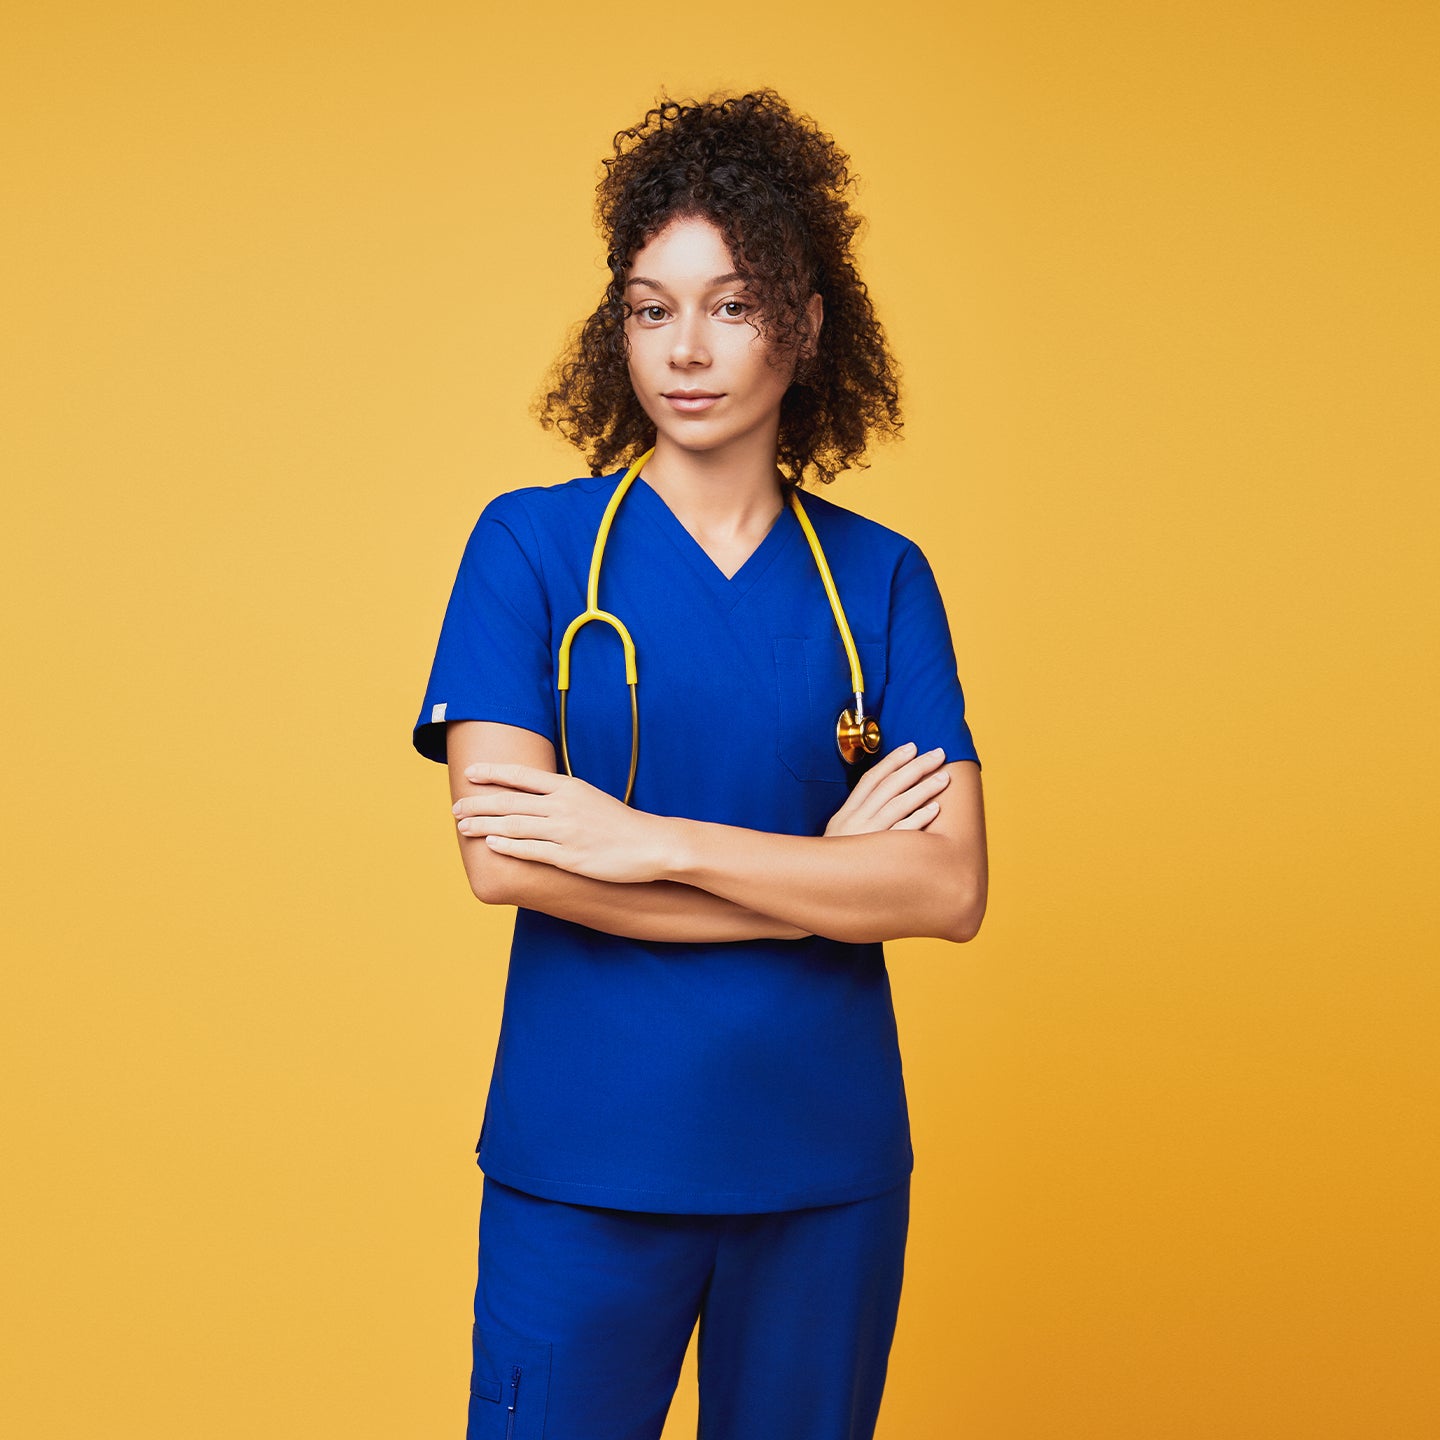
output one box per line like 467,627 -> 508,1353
642,433 -> 785,543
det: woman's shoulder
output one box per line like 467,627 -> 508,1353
790,486 -> 925,571
479,467 -> 624,522
468,467 -> 627,553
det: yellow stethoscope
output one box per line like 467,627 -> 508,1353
558,448 -> 881,803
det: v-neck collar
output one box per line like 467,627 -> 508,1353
630,473 -> 799,609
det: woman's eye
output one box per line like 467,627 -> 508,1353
637,305 -> 667,323
719,300 -> 749,318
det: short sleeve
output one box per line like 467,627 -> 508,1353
411,500 -> 556,763
878,542 -> 981,769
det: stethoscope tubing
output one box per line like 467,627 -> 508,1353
557,448 -> 877,803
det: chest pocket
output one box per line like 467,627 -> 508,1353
774,635 -> 888,784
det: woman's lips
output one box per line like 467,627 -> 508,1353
663,392 -> 722,413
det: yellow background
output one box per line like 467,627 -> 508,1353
4,1 -> 1436,1436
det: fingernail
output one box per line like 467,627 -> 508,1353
929,747 -> 946,760
457,819 -> 473,834
451,801 -> 462,815
900,742 -> 918,754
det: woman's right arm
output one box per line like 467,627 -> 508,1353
448,720 -> 804,941
446,720 -> 946,944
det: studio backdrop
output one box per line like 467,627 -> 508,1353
3,2 -> 1435,1437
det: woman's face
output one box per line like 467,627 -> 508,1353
623,214 -> 819,463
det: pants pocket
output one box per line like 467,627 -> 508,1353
467,1324 -> 552,1440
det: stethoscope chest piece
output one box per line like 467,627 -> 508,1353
836,699 -> 882,766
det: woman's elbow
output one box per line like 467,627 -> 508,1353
462,844 -> 526,908
943,872 -> 988,944
468,867 -> 509,907
946,903 -> 985,944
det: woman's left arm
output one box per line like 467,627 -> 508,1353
457,757 -> 987,945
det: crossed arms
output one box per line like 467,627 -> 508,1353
446,720 -> 987,946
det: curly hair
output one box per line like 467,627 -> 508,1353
535,90 -> 903,487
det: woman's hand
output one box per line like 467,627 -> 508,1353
454,762 -> 672,884
824,742 -> 950,838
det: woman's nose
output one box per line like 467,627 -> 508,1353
668,313 -> 710,367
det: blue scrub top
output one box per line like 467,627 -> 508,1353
414,465 -> 981,1213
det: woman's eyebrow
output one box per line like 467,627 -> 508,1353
625,272 -> 746,291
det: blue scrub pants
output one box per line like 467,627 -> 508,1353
466,1176 -> 910,1440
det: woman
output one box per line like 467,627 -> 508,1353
414,90 -> 988,1440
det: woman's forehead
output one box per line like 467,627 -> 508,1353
628,215 -> 738,280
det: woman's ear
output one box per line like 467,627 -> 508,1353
801,292 -> 824,358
